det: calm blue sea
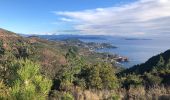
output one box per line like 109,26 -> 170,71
80,36 -> 170,68
38,35 -> 170,68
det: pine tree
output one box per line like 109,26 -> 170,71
8,59 -> 52,100
155,56 -> 165,71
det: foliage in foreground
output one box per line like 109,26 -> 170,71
1,29 -> 170,100
0,59 -> 52,100
52,48 -> 118,92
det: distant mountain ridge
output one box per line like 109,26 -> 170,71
36,34 -> 109,41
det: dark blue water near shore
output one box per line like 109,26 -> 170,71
80,36 -> 170,68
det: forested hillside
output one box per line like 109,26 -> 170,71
0,28 -> 170,100
0,29 -> 119,99
120,50 -> 170,75
119,50 -> 170,86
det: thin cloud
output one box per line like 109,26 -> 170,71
54,0 -> 170,36
60,18 -> 73,22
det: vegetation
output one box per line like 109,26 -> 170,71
52,47 -> 118,91
0,28 -> 170,100
0,59 -> 52,100
119,50 -> 170,87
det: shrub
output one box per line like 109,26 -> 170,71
99,63 -> 118,89
0,40 -> 5,55
87,64 -> 103,89
61,92 -> 74,100
8,59 -> 52,100
107,94 -> 120,100
0,81 -> 9,99
49,91 -> 74,100
144,73 -> 162,86
123,74 -> 143,89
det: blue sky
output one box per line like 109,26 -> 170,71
0,0 -> 170,36
0,0 -> 136,34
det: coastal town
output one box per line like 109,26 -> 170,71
62,38 -> 129,64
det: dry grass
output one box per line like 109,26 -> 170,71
119,85 -> 170,100
71,87 -> 117,100
69,86 -> 170,100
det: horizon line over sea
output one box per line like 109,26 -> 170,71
81,37 -> 170,68
37,34 -> 170,68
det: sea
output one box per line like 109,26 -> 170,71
38,35 -> 170,68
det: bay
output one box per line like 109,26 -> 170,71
38,35 -> 170,68
80,36 -> 170,68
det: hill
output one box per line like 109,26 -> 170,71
0,28 -> 170,100
119,50 -> 170,88
0,28 -> 69,78
120,49 -> 170,75
0,28 -> 121,99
